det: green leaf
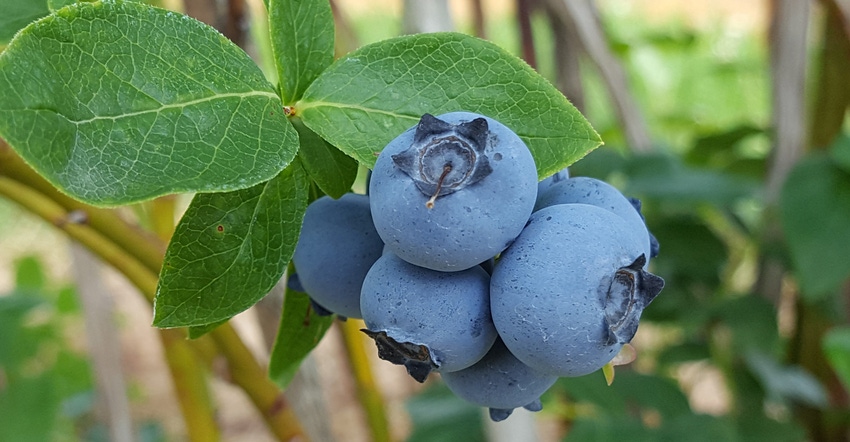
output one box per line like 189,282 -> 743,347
153,162 -> 309,328
14,256 -> 46,291
268,288 -> 334,388
564,416 -> 656,442
0,295 -> 46,368
714,295 -> 781,356
268,0 -> 334,104
406,384 -> 485,442
823,326 -> 850,392
780,153 -> 850,300
625,153 -> 758,206
0,0 -> 49,44
744,352 -> 828,408
734,412 -> 806,442
0,0 -> 297,206
830,134 -> 850,174
187,319 -> 227,339
292,117 -> 357,198
613,372 -> 691,419
658,414 -> 738,442
297,32 -> 600,178
0,374 -> 61,442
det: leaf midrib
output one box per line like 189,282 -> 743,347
63,90 -> 280,125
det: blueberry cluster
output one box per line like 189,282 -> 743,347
292,112 -> 664,422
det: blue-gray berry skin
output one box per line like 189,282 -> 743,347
441,338 -> 557,421
537,166 -> 569,196
360,252 -> 497,381
370,112 -> 538,272
627,197 -> 660,258
292,194 -> 383,319
534,176 -> 653,265
490,204 -> 663,377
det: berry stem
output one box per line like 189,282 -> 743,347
426,163 -> 453,209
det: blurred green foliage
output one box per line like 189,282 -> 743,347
406,5 -> 849,442
0,257 -> 93,441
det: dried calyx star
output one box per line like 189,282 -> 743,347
391,113 -> 493,209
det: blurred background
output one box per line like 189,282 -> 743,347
2,0 -> 850,441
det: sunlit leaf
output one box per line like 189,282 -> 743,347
0,1 -> 297,205
153,162 -> 309,328
298,32 -> 600,178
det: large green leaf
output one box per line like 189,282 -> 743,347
268,0 -> 334,104
291,117 -> 357,198
0,0 -> 297,206
268,288 -> 334,388
297,32 -> 601,178
780,152 -> 850,301
153,162 -> 309,328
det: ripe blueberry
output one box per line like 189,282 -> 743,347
534,176 -> 654,266
490,204 -> 663,377
370,112 -> 538,272
537,166 -> 569,196
360,252 -> 497,382
441,338 -> 557,422
292,194 -> 383,319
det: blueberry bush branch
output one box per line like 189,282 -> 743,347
0,141 -> 306,440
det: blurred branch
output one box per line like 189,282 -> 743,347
224,0 -> 248,48
0,143 -> 166,274
765,0 -> 810,203
338,319 -> 391,442
834,0 -> 850,39
0,142 -> 307,441
517,0 -> 538,69
0,176 -> 160,298
159,327 -> 222,442
183,0 -> 219,29
541,0 -> 652,151
810,0 -> 850,149
69,245 -> 135,442
545,1 -> 585,112
150,195 -> 178,241
471,0 -> 487,39
0,175 -> 220,441
330,0 -> 359,56
256,281 -> 336,442
403,0 -> 454,34
755,0 -> 811,305
210,325 -> 307,442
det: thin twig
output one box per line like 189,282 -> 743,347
338,320 -> 392,442
517,0 -> 538,69
542,0 -> 652,151
765,0 -> 810,203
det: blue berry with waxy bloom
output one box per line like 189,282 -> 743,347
292,193 -> 383,319
441,338 -> 558,422
370,112 -> 538,272
490,204 -> 664,377
537,166 -> 569,196
534,176 -> 654,265
360,252 -> 497,382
